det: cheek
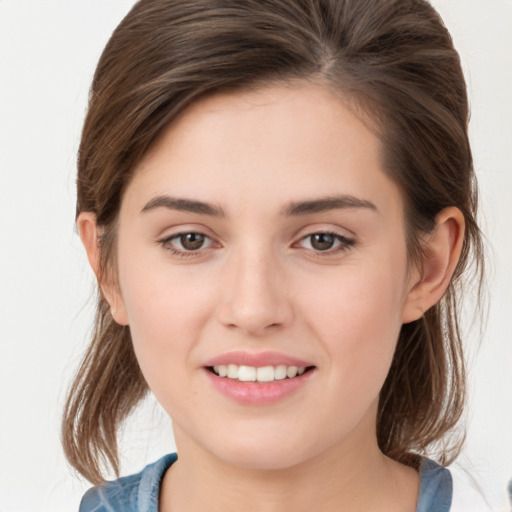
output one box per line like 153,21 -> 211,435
116,256 -> 217,386
295,269 -> 407,434
299,258 -> 408,381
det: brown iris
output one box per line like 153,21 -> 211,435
180,233 -> 205,250
310,233 -> 336,251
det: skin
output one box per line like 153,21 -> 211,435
79,83 -> 464,511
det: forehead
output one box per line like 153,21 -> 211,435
123,83 -> 403,220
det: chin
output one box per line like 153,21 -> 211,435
199,427 -> 321,471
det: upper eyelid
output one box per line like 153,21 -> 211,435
162,231 -> 212,241
297,232 -> 352,243
294,225 -> 355,244
159,228 -> 352,242
157,221 -> 354,239
294,232 -> 355,251
161,231 -> 216,247
299,229 -> 352,239
294,222 -> 356,239
159,226 -> 217,242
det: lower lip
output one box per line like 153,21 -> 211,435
204,369 -> 314,405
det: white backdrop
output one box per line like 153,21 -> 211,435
0,1 -> 511,511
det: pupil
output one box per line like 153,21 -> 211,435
311,233 -> 334,251
181,233 -> 204,250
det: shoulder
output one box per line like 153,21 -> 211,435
79,453 -> 177,512
416,458 -> 453,512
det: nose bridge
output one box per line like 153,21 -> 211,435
217,238 -> 292,335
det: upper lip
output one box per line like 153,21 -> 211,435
203,351 -> 314,368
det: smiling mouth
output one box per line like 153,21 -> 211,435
207,364 -> 315,383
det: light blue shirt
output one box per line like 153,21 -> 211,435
79,454 -> 452,511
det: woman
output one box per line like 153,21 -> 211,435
62,0 -> 484,510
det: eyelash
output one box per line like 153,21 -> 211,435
158,231 -> 355,259
159,232 -> 216,259
297,231 -> 355,258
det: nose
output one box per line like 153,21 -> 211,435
216,245 -> 293,337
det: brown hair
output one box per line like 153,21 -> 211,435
63,0 -> 484,484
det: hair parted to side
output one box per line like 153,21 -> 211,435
62,0 -> 484,484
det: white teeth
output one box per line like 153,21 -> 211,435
286,366 -> 298,378
227,364 -> 238,379
256,366 -> 274,382
211,364 -> 308,382
274,365 -> 287,380
238,365 -> 256,382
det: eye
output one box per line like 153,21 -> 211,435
176,232 -> 209,251
160,232 -> 214,256
298,232 -> 355,254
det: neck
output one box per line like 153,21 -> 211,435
160,418 -> 419,512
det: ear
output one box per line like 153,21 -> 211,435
402,207 -> 465,324
77,212 -> 129,326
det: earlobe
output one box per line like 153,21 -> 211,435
402,207 -> 465,324
77,212 -> 129,326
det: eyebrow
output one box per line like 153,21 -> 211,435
141,196 -> 226,217
281,195 -> 378,216
140,194 -> 377,217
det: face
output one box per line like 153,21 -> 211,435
110,83 -> 420,470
